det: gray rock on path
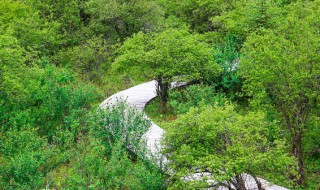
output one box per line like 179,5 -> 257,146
100,80 -> 289,190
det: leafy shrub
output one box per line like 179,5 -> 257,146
211,33 -> 242,98
0,127 -> 59,189
88,101 -> 151,157
168,84 -> 226,114
1,64 -> 101,141
163,104 -> 297,189
48,102 -> 166,189
55,36 -> 113,83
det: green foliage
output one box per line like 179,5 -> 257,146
0,127 -> 59,189
23,0 -> 85,46
0,0 -> 60,59
240,0 -> 320,141
0,1 -> 169,188
85,0 -> 164,41
55,36 -> 113,82
114,28 -> 218,81
304,115 -> 320,157
211,0 -> 289,39
159,0 -> 235,33
114,28 -> 220,112
211,33 -> 242,97
88,103 -> 165,189
50,140 -> 166,189
168,84 -> 225,114
163,104 -> 297,189
47,102 -> 166,189
1,0 -> 320,188
239,0 -> 320,185
0,64 -> 101,141
304,114 -> 320,189
89,102 -> 151,156
1,101 -> 166,189
305,157 -> 320,190
0,34 -> 27,102
32,66 -> 100,139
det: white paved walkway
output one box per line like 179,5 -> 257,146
99,80 -> 289,190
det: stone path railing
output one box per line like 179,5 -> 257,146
99,80 -> 289,190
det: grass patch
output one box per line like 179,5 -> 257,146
144,98 -> 177,130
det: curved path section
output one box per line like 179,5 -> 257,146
100,80 -> 288,190
99,80 -> 163,153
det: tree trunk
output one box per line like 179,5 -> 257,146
252,174 -> 265,190
282,102 -> 308,186
161,101 -> 167,113
291,133 -> 305,185
156,76 -> 170,113
235,174 -> 246,190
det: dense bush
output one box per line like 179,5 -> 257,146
0,101 -> 166,189
168,84 -> 225,114
163,104 -> 297,189
211,33 -> 242,98
0,128 -> 59,189
0,64 -> 101,139
47,102 -> 166,189
55,36 -> 114,83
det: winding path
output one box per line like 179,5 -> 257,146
99,80 -> 289,190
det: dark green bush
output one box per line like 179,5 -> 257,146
0,127 -> 59,189
1,64 -> 101,140
168,84 -> 226,114
211,33 -> 242,98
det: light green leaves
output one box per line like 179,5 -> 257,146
114,28 -> 219,82
163,104 -> 296,188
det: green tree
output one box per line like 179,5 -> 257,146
85,0 -> 164,41
114,28 -> 220,112
23,0 -> 85,46
211,0 -> 291,39
239,1 -> 320,184
163,104 -> 296,189
159,0 -> 235,33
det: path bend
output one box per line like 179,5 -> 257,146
100,80 -> 289,190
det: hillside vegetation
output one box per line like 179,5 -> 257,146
0,0 -> 319,189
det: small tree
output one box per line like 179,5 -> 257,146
113,28 -> 220,112
163,104 -> 296,189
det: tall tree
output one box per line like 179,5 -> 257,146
113,28 -> 220,112
240,1 -> 320,185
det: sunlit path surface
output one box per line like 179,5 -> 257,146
100,80 -> 289,190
